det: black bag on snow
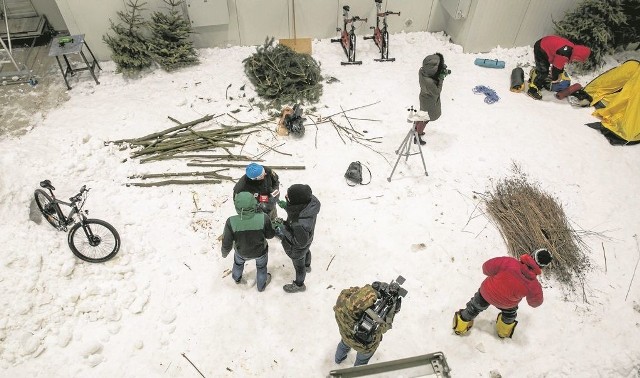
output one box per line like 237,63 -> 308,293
344,161 -> 371,186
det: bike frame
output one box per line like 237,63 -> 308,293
364,0 -> 400,62
43,186 -> 88,232
331,6 -> 367,65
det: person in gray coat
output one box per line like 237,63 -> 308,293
416,52 -> 449,145
274,184 -> 321,293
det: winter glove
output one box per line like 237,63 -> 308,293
272,217 -> 284,230
277,199 -> 287,209
221,249 -> 230,258
394,297 -> 402,314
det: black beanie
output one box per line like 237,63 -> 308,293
287,184 -> 312,205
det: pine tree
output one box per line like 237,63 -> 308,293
554,0 -> 627,70
148,0 -> 199,71
103,0 -> 153,74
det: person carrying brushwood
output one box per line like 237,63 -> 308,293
415,52 -> 449,145
272,184 -> 320,293
453,248 -> 553,338
221,191 -> 276,292
527,35 -> 590,100
233,163 -> 281,220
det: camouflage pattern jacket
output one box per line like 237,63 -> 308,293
333,285 -> 394,354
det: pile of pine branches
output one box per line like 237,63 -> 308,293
244,38 -> 323,109
482,166 -> 592,291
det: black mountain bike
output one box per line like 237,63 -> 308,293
34,180 -> 120,263
364,0 -> 400,62
331,5 -> 367,65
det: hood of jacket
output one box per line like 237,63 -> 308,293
571,45 -> 590,62
421,54 -> 441,78
520,254 -> 542,279
234,191 -> 257,219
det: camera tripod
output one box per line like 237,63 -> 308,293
387,107 -> 429,182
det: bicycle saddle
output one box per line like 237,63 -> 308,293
40,180 -> 55,190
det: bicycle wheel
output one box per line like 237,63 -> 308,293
34,189 -> 64,230
68,219 -> 121,263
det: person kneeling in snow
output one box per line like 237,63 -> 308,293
453,248 -> 553,338
527,35 -> 590,100
273,184 -> 320,293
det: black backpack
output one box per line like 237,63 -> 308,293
344,161 -> 371,186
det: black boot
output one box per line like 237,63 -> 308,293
413,135 -> 426,146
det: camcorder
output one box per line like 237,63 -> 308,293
353,275 -> 407,344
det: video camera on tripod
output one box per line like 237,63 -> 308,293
353,275 -> 407,343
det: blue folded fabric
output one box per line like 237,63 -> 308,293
474,58 -> 505,69
550,80 -> 571,92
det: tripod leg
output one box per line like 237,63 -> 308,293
387,129 -> 413,182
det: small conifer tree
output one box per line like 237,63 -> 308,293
148,0 -> 199,71
554,0 -> 627,70
103,0 -> 153,74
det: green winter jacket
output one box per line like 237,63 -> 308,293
334,285 -> 395,354
221,191 -> 275,259
419,54 -> 444,121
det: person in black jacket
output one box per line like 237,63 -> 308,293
221,191 -> 276,292
233,163 -> 281,220
274,184 -> 321,293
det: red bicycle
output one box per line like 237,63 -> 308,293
331,5 -> 367,65
364,0 -> 400,62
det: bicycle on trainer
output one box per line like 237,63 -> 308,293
331,5 -> 367,65
364,0 -> 400,62
34,180 -> 120,263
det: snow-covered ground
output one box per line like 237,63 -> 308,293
1,31 -> 640,377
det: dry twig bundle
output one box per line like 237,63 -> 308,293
483,166 -> 591,291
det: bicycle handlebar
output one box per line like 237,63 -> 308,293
70,186 -> 89,203
378,11 -> 400,17
347,16 -> 367,23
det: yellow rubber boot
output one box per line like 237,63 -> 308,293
452,311 -> 474,335
496,313 -> 518,338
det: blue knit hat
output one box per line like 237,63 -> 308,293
246,163 -> 265,180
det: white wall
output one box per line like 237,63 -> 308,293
52,0 -> 435,61
49,0 -> 580,61
441,0 -> 581,52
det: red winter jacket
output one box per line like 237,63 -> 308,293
479,255 -> 544,309
539,35 -> 591,74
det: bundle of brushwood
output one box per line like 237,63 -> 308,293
110,114 -> 272,163
244,37 -> 322,110
482,166 -> 592,291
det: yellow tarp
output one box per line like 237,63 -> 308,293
585,60 -> 640,142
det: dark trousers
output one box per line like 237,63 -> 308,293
291,249 -> 311,286
533,40 -> 550,89
461,291 -> 518,324
414,121 -> 429,135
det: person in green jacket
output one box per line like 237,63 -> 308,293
221,191 -> 276,292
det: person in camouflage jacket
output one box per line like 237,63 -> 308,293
333,284 -> 398,366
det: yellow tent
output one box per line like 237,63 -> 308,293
584,60 -> 640,143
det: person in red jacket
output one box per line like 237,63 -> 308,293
527,35 -> 590,100
452,248 -> 553,338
